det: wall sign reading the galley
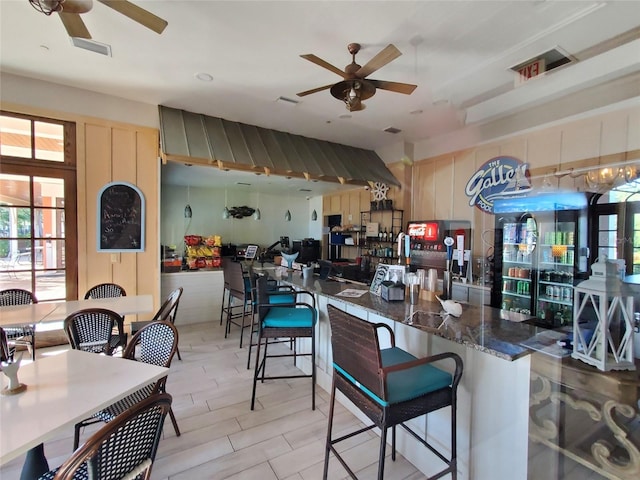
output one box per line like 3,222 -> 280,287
97,182 -> 145,252
464,156 -> 532,214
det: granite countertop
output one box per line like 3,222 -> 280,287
257,265 -> 545,361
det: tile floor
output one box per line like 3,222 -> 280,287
1,321 -> 423,480
1,320 -> 606,479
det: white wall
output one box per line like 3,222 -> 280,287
161,184 -> 321,253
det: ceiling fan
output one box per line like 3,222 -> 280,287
28,0 -> 168,39
297,43 -> 417,112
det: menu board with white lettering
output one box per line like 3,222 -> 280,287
97,182 -> 145,252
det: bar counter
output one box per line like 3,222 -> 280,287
254,265 -> 534,480
262,266 -> 544,361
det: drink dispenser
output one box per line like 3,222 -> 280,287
408,220 -> 472,291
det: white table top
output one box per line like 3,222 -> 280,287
45,294 -> 154,323
0,304 -> 58,328
0,349 -> 168,465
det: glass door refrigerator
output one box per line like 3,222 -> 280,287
492,193 -> 589,326
535,214 -> 583,328
494,215 -> 537,315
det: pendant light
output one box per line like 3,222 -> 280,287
222,189 -> 230,219
184,186 -> 193,218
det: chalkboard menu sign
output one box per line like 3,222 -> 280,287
97,182 -> 145,252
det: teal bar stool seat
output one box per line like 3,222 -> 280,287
250,275 -> 317,410
325,305 -> 463,480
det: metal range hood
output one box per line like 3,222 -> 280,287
158,106 -> 399,187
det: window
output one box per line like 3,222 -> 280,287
0,112 -> 77,301
592,194 -> 640,276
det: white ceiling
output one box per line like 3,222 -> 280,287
1,1 -> 640,194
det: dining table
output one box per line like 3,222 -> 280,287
0,349 -> 168,479
0,294 -> 154,327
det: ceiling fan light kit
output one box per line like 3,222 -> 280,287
297,42 -> 417,111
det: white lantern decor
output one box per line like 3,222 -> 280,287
572,256 -> 635,371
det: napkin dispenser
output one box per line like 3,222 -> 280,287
381,281 -> 405,302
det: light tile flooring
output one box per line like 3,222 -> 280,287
1,321 -> 607,480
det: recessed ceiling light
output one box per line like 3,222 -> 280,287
338,114 -> 352,120
383,126 -> 402,134
195,72 -> 213,82
40,45 -> 50,52
409,109 -> 423,115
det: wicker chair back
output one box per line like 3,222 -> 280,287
63,308 -> 119,355
0,288 -> 37,305
84,283 -> 127,299
328,305 -> 386,401
44,394 -> 172,480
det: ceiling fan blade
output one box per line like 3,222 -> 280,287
369,79 -> 417,95
59,12 -> 91,38
296,84 -> 334,97
355,44 -> 402,78
300,54 -> 348,79
97,0 -> 168,34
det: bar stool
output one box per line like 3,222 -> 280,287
223,260 -> 253,347
251,275 -> 317,410
325,305 -> 463,480
245,270 -> 296,369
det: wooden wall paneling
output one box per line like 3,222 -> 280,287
330,194 -> 341,215
111,127 -> 138,294
452,151 -> 475,223
433,156 -> 454,220
499,139 -> 526,163
340,192 -> 350,223
452,150 -> 484,256
75,120 -> 88,293
135,130 -> 160,314
560,117 -> 601,165
628,109 -> 640,151
360,189 -> 370,215
322,195 -> 331,215
526,129 -> 562,170
474,146 -> 500,169
413,160 -> 435,220
84,123 -> 113,292
348,191 -> 359,225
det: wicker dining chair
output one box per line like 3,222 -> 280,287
39,393 -> 172,480
131,287 -> 183,360
73,320 -> 181,450
0,288 -> 37,361
251,275 -> 317,411
63,308 -> 120,356
84,283 -> 128,352
0,327 -> 10,362
324,305 -> 464,480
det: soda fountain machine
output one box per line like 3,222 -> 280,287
407,220 -> 472,297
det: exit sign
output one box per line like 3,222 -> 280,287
514,58 -> 545,86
